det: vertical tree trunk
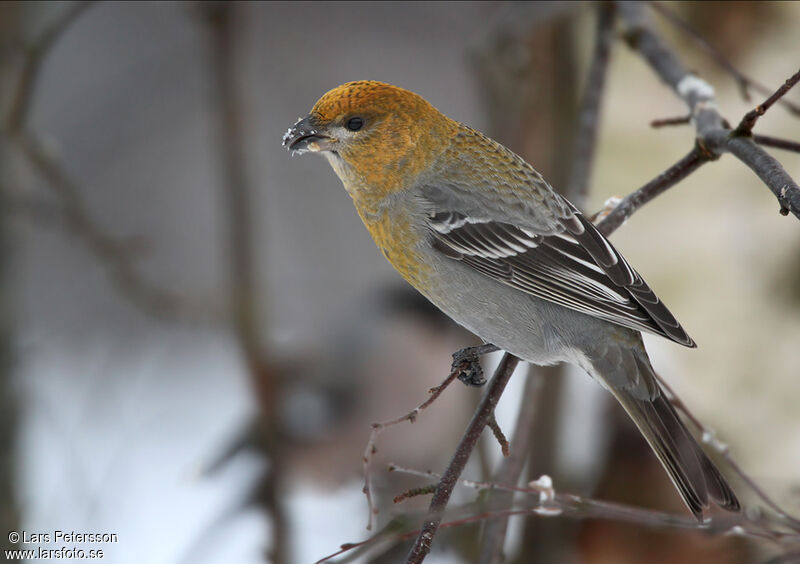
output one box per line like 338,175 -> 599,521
0,2 -> 22,551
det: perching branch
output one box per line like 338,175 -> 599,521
406,353 -> 520,563
479,6 -> 615,563
378,5 -> 800,563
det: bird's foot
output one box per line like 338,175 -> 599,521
451,343 -> 500,387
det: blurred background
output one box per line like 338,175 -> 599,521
1,2 -> 799,563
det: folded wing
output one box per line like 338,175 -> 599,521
426,205 -> 695,348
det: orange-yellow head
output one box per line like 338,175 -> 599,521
282,81 -> 457,202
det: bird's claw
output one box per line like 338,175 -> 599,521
451,344 -> 499,387
453,357 -> 486,387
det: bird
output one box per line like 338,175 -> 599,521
282,80 -> 740,520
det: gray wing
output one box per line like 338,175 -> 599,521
423,195 -> 696,348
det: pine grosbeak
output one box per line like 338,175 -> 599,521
283,80 -> 739,519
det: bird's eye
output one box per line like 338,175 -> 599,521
346,117 -> 364,131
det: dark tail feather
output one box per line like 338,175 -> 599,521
615,388 -> 741,519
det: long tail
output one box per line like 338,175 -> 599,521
589,340 -> 740,520
613,386 -> 740,519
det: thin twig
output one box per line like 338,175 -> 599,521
650,115 -> 691,128
362,342 -> 501,529
395,467 -> 800,544
394,485 -> 438,504
647,1 -> 800,116
362,363 -> 463,530
5,1 -> 93,132
753,135 -> 800,154
392,467 -> 763,539
406,353 -> 520,563
486,414 -> 510,457
737,69 -> 800,134
595,146 -> 709,236
318,466 -> 800,563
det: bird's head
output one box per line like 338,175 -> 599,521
283,81 -> 456,199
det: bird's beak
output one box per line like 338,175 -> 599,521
282,116 -> 333,155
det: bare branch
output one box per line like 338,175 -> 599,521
393,484 -> 438,505
14,134 -> 217,321
318,465 -> 800,563
650,115 -> 691,128
595,146 -> 709,236
736,69 -> 800,134
617,1 -> 800,219
485,413 -> 510,457
5,2 -> 93,132
647,1 -> 800,116
478,368 -> 543,563
363,5 -> 800,562
753,135 -> 800,154
406,353 -> 520,563
721,134 -> 800,217
343,5 -> 800,563
394,467 -> 800,545
203,4 -> 289,563
5,1 -> 217,323
2,193 -> 82,228
564,1 -> 615,203
361,343 -> 501,530
362,367 -> 461,531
